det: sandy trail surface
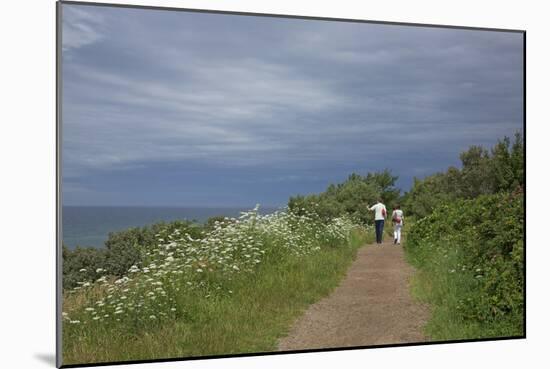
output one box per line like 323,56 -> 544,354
278,240 -> 430,350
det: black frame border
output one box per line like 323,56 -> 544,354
56,1 -> 527,368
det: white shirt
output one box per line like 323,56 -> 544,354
392,209 -> 404,224
369,203 -> 387,220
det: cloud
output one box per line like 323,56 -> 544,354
60,4 -> 523,204
62,6 -> 105,51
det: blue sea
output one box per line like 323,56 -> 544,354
62,206 -> 280,249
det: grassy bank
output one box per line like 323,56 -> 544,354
404,192 -> 524,340
63,209 -> 371,364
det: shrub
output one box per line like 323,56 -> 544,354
63,220 -> 205,290
403,132 -> 524,218
288,170 -> 400,225
62,244 -> 107,290
405,191 -> 524,338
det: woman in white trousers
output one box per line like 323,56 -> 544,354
392,205 -> 404,245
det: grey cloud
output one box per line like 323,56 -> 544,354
62,6 -> 106,51
61,3 -> 523,201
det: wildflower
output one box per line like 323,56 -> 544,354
79,268 -> 87,272
149,315 -> 156,319
129,265 -> 139,273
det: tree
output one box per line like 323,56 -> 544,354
288,170 -> 401,225
404,132 -> 524,218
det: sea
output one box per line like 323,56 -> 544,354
62,206 -> 281,249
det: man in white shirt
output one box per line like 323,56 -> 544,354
369,199 -> 387,245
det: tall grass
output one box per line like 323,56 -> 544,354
63,207 -> 371,364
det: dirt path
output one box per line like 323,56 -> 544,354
277,239 -> 430,350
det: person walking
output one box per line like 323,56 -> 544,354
392,205 -> 404,245
369,199 -> 387,245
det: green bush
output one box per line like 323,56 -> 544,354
405,191 -> 524,339
288,169 -> 400,225
62,244 -> 107,290
103,220 -> 204,276
403,132 -> 524,218
63,220 -> 205,290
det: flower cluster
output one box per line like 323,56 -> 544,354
63,205 -> 365,329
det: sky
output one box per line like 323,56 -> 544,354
61,4 -> 524,207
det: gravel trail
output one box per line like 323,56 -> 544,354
278,240 -> 430,350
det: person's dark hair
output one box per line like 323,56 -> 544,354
396,204 -> 401,209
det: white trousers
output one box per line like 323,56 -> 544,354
393,223 -> 402,244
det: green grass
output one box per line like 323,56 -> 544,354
408,259 -> 482,340
63,228 -> 372,364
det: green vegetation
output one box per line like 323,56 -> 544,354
402,133 -> 524,218
63,220 -> 204,290
64,167 -> 401,292
404,133 -> 524,339
62,133 -> 525,362
63,208 -> 371,364
288,169 -> 400,224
